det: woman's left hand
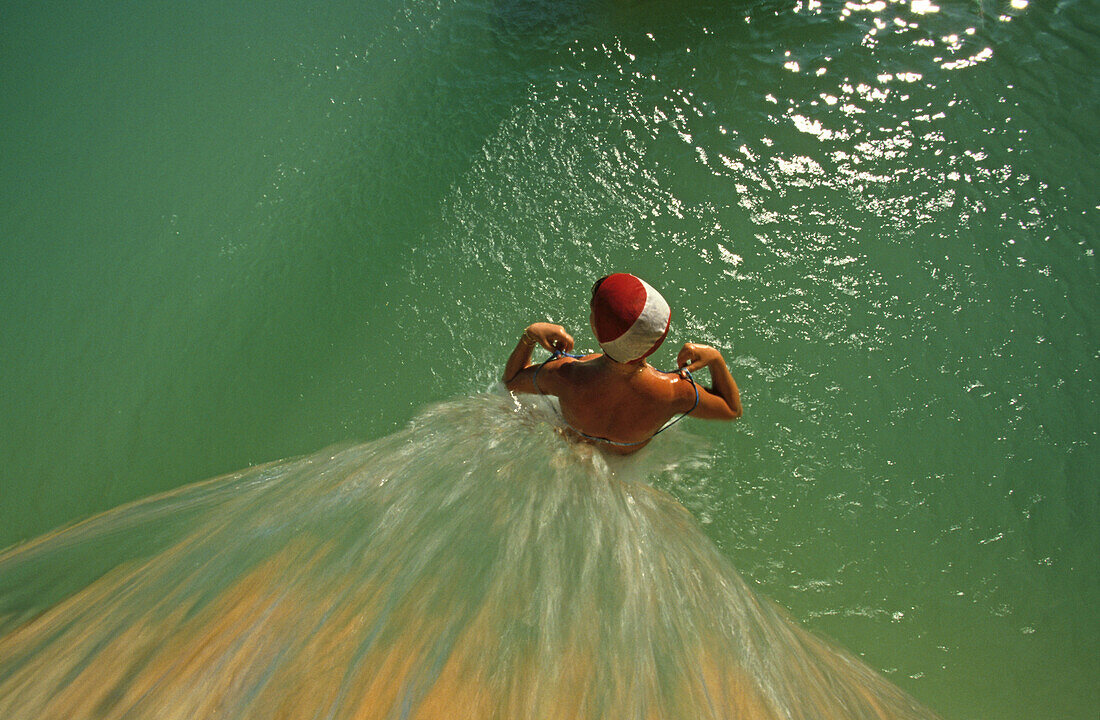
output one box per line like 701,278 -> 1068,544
526,323 -> 574,353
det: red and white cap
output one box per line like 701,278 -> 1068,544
591,273 -> 671,363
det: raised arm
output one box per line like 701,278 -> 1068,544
676,343 -> 743,420
503,322 -> 575,392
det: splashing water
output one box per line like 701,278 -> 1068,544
0,392 -> 938,720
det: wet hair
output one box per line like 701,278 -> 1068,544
590,275 -> 610,305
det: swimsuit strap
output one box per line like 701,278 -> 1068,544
532,349 -> 699,447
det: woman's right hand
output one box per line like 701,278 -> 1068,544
677,343 -> 725,373
526,323 -> 574,354
676,342 -> 742,420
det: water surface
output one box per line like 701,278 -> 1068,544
0,1 -> 1096,718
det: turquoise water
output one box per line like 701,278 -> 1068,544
0,0 -> 1096,717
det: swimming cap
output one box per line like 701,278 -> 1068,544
590,273 -> 671,363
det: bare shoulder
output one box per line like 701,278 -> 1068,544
506,355 -> 579,395
551,354 -> 599,376
535,354 -> 588,389
641,367 -> 698,410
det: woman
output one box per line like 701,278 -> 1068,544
504,273 -> 742,453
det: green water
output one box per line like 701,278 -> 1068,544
0,0 -> 1096,717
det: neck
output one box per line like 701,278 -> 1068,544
601,355 -> 646,374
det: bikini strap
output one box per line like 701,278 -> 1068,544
531,350 -> 698,447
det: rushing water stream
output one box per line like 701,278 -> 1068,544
1,394 -> 941,719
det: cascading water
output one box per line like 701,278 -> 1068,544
0,392 -> 938,720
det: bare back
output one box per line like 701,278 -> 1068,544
535,355 -> 696,453
504,322 -> 742,454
